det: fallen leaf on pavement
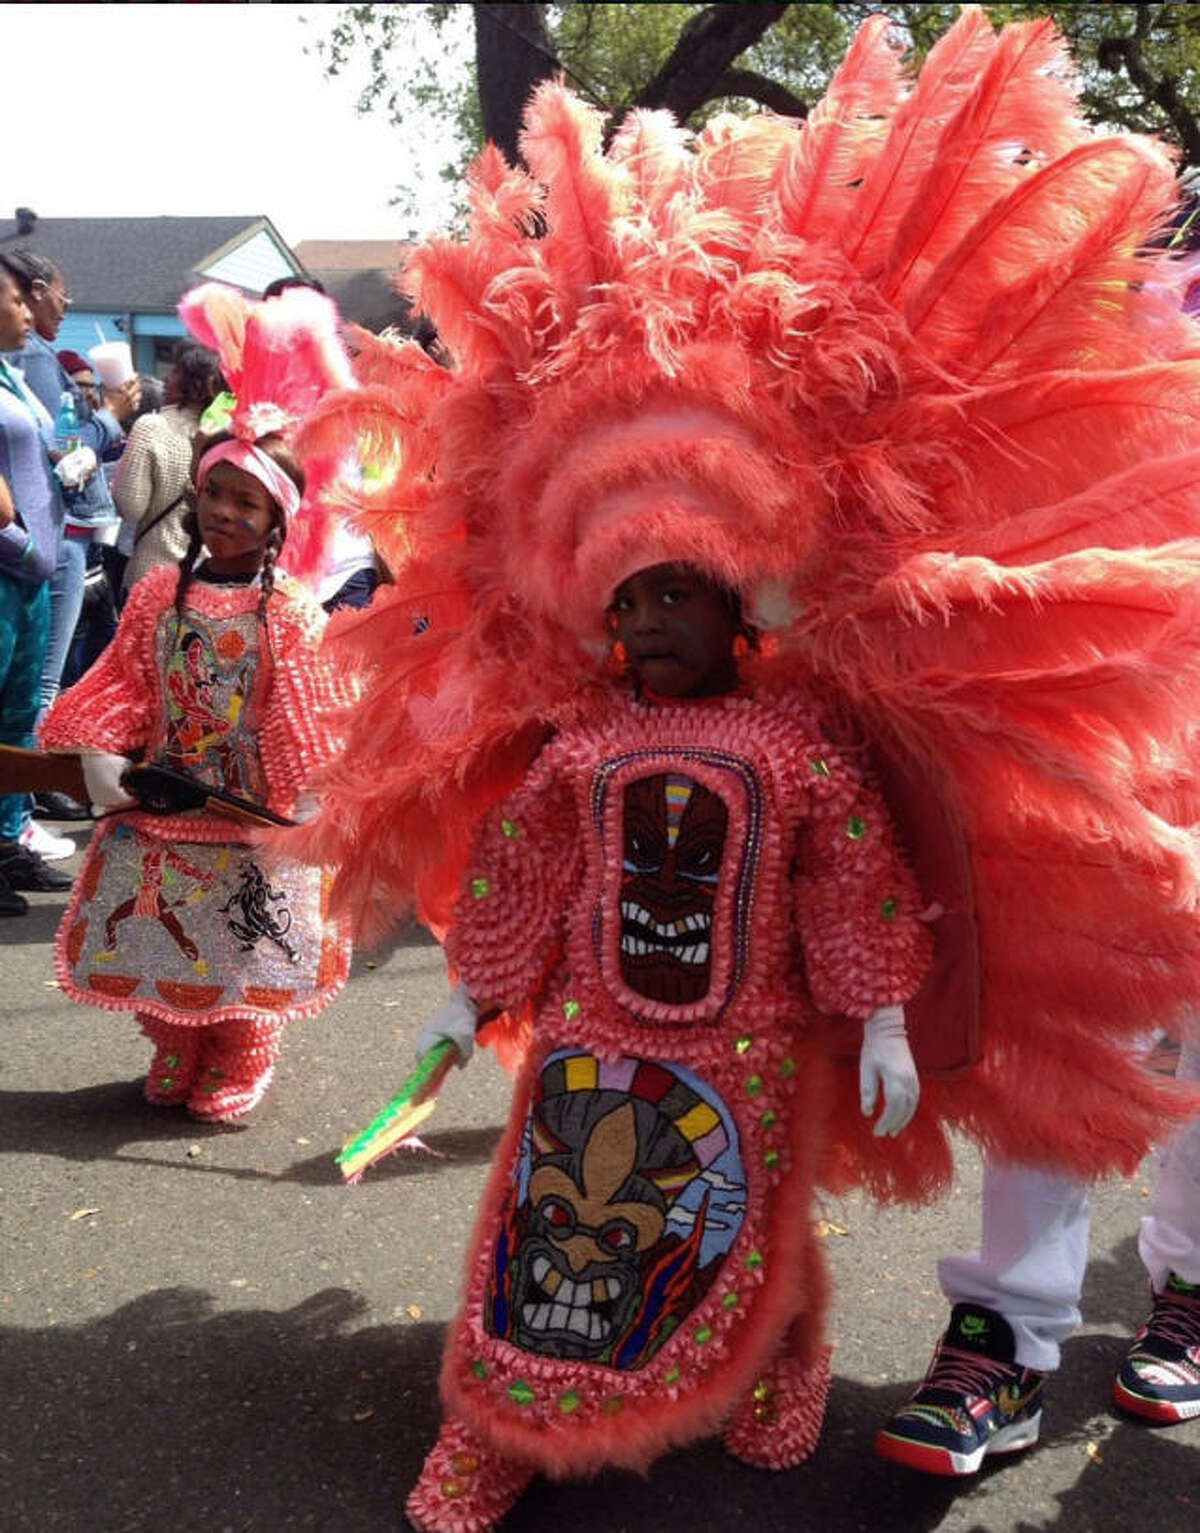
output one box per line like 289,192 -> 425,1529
814,1219 -> 848,1238
68,1208 -> 100,1221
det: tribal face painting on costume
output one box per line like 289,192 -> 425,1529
619,773 -> 727,1005
487,1050 -> 745,1370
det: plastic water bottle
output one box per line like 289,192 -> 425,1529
54,390 -> 80,453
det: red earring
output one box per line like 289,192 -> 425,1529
607,639 -> 628,675
732,634 -> 750,660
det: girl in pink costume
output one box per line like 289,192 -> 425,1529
41,285 -> 353,1121
293,11 -> 1200,1527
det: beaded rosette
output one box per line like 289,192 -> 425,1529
439,693 -> 928,1472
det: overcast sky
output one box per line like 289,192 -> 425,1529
4,3 -> 469,246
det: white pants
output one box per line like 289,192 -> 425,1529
940,1040 -> 1200,1372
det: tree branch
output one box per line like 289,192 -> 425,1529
1097,12 -> 1200,164
631,3 -> 790,122
711,66 -> 809,118
473,2 -> 559,162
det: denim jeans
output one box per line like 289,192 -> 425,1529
38,531 -> 88,714
0,572 -> 50,840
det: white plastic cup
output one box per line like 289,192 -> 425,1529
89,341 -> 135,386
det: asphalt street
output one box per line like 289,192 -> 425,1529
2,822 -> 1197,1533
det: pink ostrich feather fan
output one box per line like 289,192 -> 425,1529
179,281 -> 356,589
291,6 -> 1200,1177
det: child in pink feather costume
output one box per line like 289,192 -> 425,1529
290,10 -> 1200,1526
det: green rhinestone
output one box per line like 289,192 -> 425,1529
764,1148 -> 781,1170
810,758 -> 831,777
470,1358 -> 488,1380
557,1390 -> 581,1415
470,876 -> 490,898
601,1395 -> 624,1415
508,1380 -> 535,1406
846,815 -> 867,840
778,1056 -> 796,1079
759,1107 -> 777,1129
159,1075 -> 175,1090
164,1053 -> 181,1069
208,1067 -> 223,1080
722,1291 -> 739,1311
563,998 -> 581,1021
880,895 -> 898,920
664,1365 -> 681,1384
693,1324 -> 713,1346
745,1249 -> 764,1271
745,1074 -> 763,1097
500,818 -> 520,839
734,1034 -> 753,1054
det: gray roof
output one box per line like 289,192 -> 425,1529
0,213 -> 294,311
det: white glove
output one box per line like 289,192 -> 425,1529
859,1003 -> 919,1138
415,981 -> 478,1066
81,751 -> 138,811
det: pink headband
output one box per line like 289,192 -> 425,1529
195,439 -> 301,521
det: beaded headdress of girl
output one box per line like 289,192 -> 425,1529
178,281 -> 354,582
300,7 -> 1200,1177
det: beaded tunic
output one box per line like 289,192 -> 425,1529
440,689 -> 931,1475
41,564 -> 351,1028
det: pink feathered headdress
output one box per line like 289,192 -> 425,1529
178,281 -> 355,584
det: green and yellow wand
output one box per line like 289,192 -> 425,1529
335,1038 -> 458,1184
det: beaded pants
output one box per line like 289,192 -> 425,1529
139,1012 -> 284,1120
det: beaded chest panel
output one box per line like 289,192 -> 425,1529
156,606 -> 268,802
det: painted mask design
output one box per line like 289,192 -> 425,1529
487,1052 -> 745,1370
620,774 -> 728,1004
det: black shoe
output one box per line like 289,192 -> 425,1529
34,791 -> 91,821
875,1304 -> 1045,1475
0,869 -> 28,916
0,841 -> 74,892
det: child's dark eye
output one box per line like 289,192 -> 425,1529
661,588 -> 687,606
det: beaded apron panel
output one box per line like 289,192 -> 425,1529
60,822 -> 340,1024
486,1048 -> 746,1368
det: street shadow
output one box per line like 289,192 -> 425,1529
0,1079 -> 283,1179
0,897 -> 69,945
0,1286 -> 432,1530
0,1285 -> 1195,1532
352,918 -> 443,965
317,1124 -> 507,1181
0,1080 -> 505,1190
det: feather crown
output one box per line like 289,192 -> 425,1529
299,5 -> 1200,943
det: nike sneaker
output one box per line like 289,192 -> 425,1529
875,1303 -> 1045,1475
1113,1271 -> 1200,1424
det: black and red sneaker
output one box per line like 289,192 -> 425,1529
875,1304 -> 1045,1475
1113,1272 -> 1200,1424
